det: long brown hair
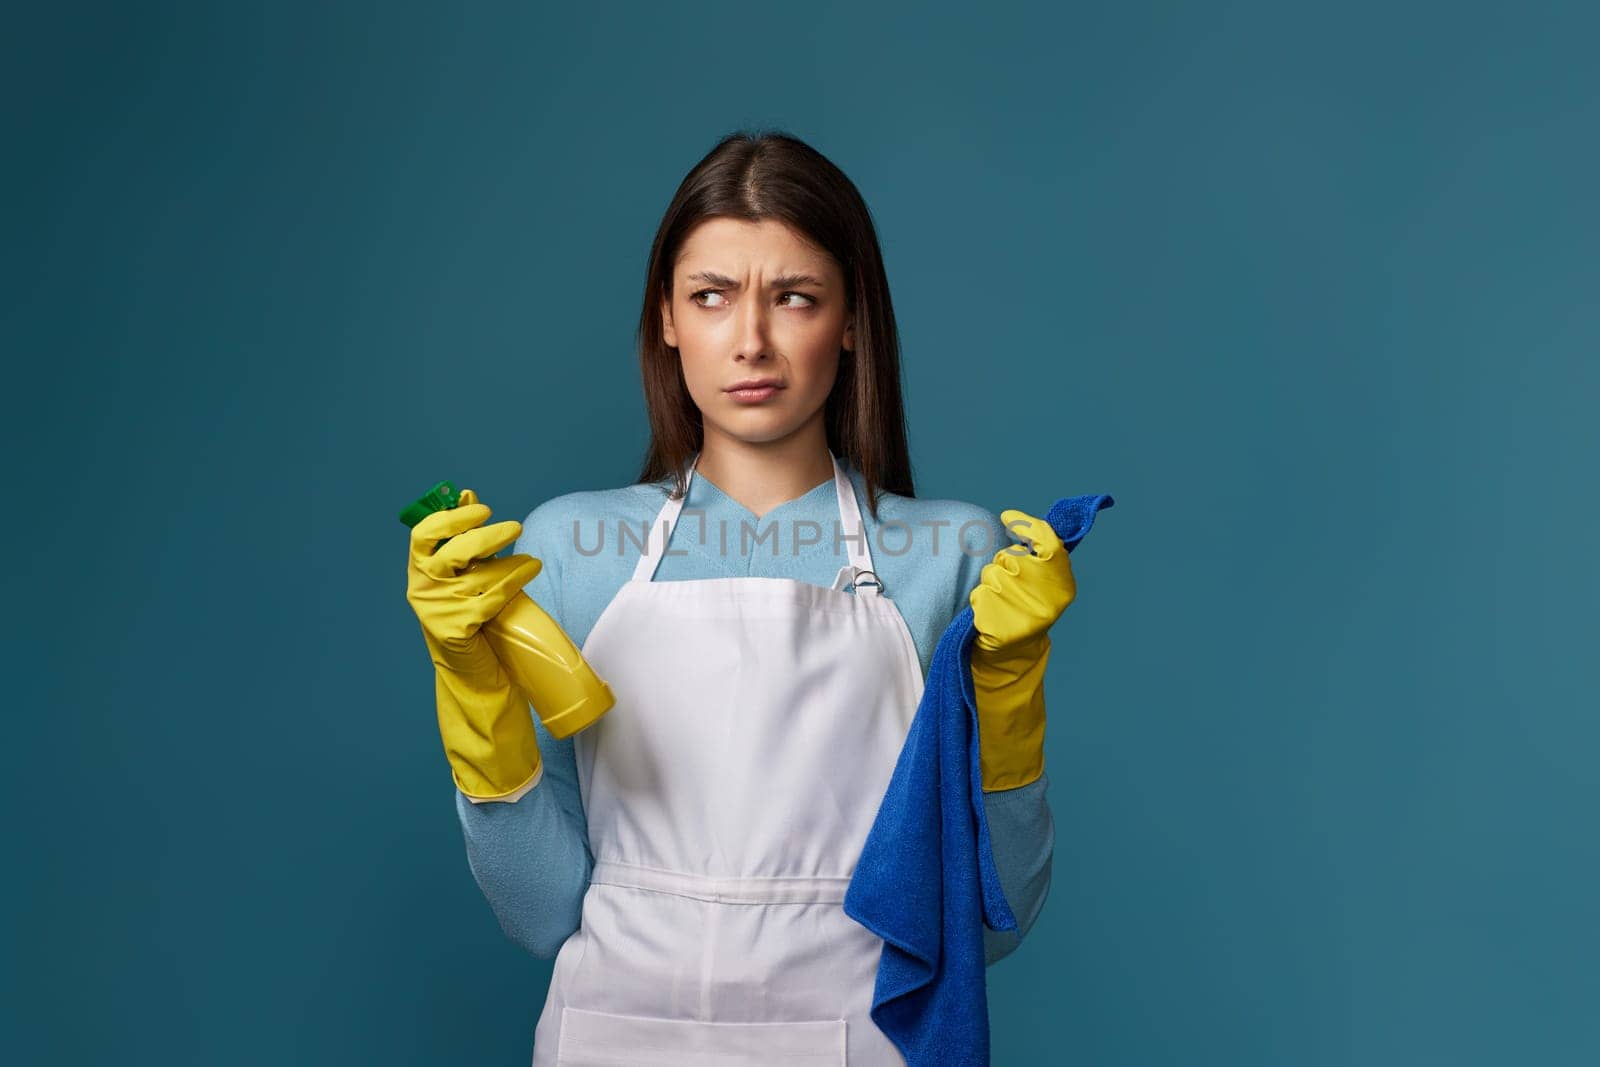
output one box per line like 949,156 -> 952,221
633,129 -> 915,519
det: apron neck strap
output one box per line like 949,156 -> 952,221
631,451 -> 879,588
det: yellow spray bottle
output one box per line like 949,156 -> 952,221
399,480 -> 614,739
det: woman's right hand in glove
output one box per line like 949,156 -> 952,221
405,488 -> 545,801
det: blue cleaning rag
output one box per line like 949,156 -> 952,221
843,492 -> 1115,1066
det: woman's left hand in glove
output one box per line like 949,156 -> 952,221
968,509 -> 1077,791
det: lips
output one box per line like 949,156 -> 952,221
725,380 -> 784,404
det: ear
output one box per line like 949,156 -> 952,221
661,294 -> 677,348
841,314 -> 854,353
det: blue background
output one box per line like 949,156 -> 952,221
8,1 -> 1596,1063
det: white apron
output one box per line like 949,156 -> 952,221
530,451 -> 926,1066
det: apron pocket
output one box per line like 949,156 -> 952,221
557,1006 -> 846,1065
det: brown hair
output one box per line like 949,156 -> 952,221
632,129 -> 915,518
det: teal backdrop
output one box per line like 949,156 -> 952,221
8,1 -> 1597,1063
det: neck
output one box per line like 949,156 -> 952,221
694,422 -> 836,520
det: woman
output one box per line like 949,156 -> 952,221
405,130 -> 1075,1065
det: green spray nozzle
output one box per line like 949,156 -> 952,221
398,480 -> 465,540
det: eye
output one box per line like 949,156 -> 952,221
688,289 -> 816,309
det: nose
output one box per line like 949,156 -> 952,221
732,285 -> 773,363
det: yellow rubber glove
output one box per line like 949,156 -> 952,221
968,509 -> 1077,792
405,488 -> 545,801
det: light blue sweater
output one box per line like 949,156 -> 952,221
454,456 -> 1055,967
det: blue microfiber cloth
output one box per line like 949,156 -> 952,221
844,492 -> 1116,1066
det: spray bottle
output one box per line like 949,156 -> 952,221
399,480 -> 613,739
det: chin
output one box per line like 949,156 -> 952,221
708,416 -> 810,446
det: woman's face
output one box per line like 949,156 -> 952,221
662,217 -> 854,448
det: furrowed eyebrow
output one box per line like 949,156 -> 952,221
685,270 -> 827,290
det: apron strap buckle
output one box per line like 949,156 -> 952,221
850,568 -> 883,595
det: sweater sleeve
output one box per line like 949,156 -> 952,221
956,505 -> 1058,967
452,499 -> 594,959
980,774 -> 1055,966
